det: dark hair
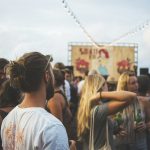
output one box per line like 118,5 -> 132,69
84,69 -> 89,76
126,70 -> 136,76
64,68 -> 71,75
77,76 -> 83,81
0,79 -> 22,107
6,52 -> 50,92
53,63 -> 67,93
54,62 -> 65,70
53,69 -> 64,88
0,58 -> 9,70
138,75 -> 150,95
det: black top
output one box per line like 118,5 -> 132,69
46,90 -> 68,116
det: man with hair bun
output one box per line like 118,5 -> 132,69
1,52 -> 69,150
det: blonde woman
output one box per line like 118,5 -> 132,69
77,74 -> 136,150
115,71 -> 150,150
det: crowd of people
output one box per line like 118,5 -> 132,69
0,51 -> 150,150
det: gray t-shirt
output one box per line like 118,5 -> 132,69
82,104 -> 114,150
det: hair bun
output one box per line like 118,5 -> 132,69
10,61 -> 25,78
7,61 -> 26,88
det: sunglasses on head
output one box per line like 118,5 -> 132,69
45,55 -> 53,70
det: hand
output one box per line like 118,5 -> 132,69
146,122 -> 150,132
134,121 -> 146,132
116,126 -> 127,137
69,140 -> 77,150
119,130 -> 127,137
90,93 -> 101,104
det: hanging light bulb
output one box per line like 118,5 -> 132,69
67,9 -> 70,13
61,0 -> 150,48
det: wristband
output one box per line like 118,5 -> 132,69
99,91 -> 102,99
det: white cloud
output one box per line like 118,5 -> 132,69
143,27 -> 150,47
0,0 -> 149,68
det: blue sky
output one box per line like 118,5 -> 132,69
0,0 -> 150,72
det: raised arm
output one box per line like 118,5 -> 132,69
101,91 -> 136,102
92,91 -> 135,102
92,91 -> 136,115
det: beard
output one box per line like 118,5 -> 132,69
46,80 -> 54,100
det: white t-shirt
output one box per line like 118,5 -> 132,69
1,106 -> 69,150
77,80 -> 85,95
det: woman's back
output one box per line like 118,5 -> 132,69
81,104 -> 115,150
47,89 -> 72,138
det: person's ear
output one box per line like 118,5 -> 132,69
44,71 -> 49,83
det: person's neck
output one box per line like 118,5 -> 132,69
20,87 -> 46,108
55,86 -> 61,91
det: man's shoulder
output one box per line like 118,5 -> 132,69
3,107 -> 63,127
34,108 -> 63,125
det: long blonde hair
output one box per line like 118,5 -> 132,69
116,71 -> 136,140
77,74 -> 105,138
117,71 -> 135,91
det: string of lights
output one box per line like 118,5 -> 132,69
61,0 -> 150,48
109,20 -> 150,46
61,0 -> 100,48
